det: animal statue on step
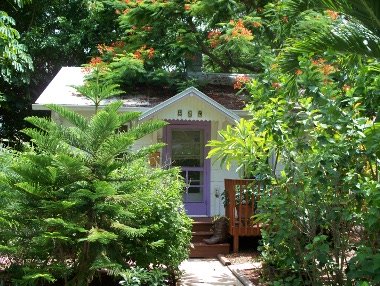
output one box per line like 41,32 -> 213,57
203,216 -> 229,244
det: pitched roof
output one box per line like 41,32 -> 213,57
140,87 -> 240,122
32,67 -> 247,114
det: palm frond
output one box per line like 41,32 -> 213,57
340,0 -> 380,32
284,0 -> 345,21
279,19 -> 380,73
284,0 -> 379,34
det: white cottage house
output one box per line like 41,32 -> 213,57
32,67 -> 249,218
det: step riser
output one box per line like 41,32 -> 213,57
192,234 -> 213,243
190,243 -> 230,258
192,223 -> 213,232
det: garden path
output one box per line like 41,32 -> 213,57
178,258 -> 244,285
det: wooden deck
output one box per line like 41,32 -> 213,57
224,179 -> 266,252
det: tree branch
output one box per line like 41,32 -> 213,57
186,17 -> 231,72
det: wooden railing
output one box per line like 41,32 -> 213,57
224,178 -> 265,252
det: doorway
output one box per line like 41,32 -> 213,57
164,121 -> 211,216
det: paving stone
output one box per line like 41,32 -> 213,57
178,259 -> 243,286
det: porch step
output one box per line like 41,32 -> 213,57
190,242 -> 230,258
192,220 -> 213,232
191,231 -> 213,243
189,218 -> 230,258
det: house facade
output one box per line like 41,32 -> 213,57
33,67 -> 248,217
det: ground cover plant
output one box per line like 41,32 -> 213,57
0,71 -> 192,285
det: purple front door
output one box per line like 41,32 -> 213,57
164,121 -> 211,216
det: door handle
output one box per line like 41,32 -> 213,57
185,178 -> 192,194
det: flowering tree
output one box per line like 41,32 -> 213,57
81,0 -> 278,89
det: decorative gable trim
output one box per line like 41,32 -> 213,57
139,86 -> 240,122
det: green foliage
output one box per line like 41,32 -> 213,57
0,0 -> 121,144
0,10 -> 33,85
92,0 -> 279,88
207,118 -> 273,178
248,51 -> 380,284
0,99 -> 191,285
74,63 -> 124,112
279,0 -> 380,73
208,1 -> 380,283
119,266 -> 168,286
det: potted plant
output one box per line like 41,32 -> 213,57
207,118 -> 274,179
207,118 -> 272,219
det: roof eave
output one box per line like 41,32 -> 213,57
32,104 -> 150,113
139,86 -> 240,122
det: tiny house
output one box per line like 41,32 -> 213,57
32,67 -> 248,218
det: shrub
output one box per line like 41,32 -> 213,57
0,102 -> 191,285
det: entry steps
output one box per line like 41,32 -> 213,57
190,217 -> 230,258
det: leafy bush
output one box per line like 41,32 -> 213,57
210,46 -> 380,284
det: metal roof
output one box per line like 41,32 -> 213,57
32,67 -> 247,120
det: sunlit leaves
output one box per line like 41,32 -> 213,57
0,11 -> 33,84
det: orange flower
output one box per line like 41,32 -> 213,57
326,10 -> 338,20
111,41 -> 125,48
133,45 -> 155,60
133,51 -> 142,60
295,69 -> 303,76
184,4 -> 191,10
229,19 -> 253,41
82,57 -> 104,73
208,30 -> 222,48
233,75 -> 250,90
90,57 -> 103,66
148,47 -> 155,59
311,58 -> 326,66
97,44 -> 114,54
321,64 -> 335,75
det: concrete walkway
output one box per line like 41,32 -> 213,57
178,259 -> 243,285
